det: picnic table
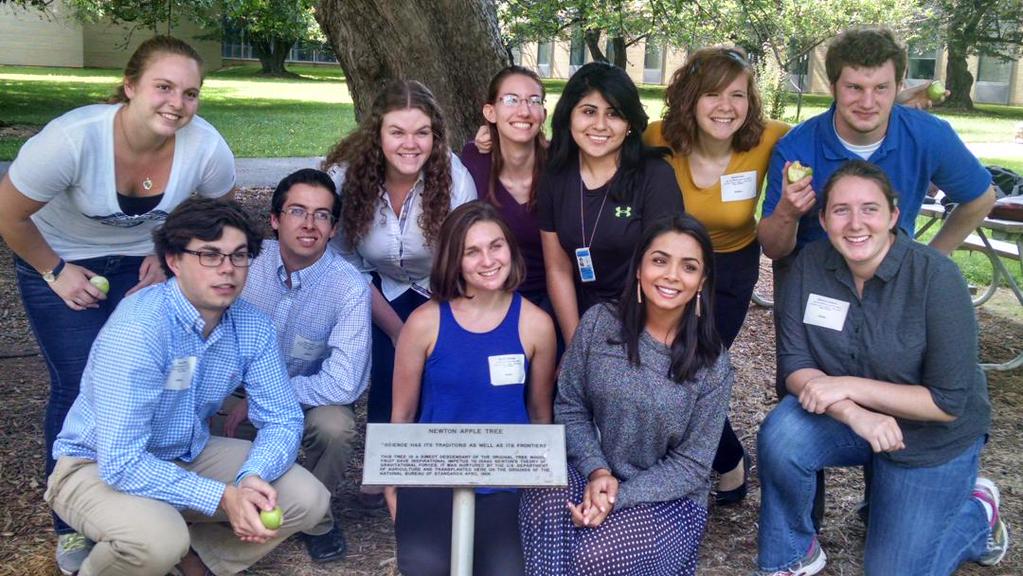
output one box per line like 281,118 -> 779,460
916,203 -> 1023,371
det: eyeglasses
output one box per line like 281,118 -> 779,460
182,249 -> 253,268
497,94 -> 545,109
282,206 -> 335,224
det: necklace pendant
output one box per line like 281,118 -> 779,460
142,177 -> 154,191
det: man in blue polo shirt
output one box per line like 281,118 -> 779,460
758,27 -> 995,265
218,168 -> 371,564
45,198 -> 329,576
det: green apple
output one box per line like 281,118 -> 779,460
259,506 -> 283,530
927,80 -> 946,102
89,275 -> 110,294
787,161 -> 813,183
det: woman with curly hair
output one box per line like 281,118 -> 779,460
643,47 -> 789,506
323,79 -> 476,443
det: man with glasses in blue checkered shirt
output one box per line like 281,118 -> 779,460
44,197 -> 330,576
217,168 -> 371,564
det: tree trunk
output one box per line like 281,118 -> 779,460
584,29 -> 607,62
611,36 -> 627,69
943,46 -> 975,110
250,35 -> 298,77
316,0 -> 509,148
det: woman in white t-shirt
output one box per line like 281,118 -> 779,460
0,35 -> 234,564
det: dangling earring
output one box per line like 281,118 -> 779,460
636,283 -> 643,303
695,292 -> 702,318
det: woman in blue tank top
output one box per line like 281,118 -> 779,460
389,201 -> 557,576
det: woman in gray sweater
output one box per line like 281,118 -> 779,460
519,215 -> 733,575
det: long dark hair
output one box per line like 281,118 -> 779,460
484,66 -> 548,211
547,62 -> 667,204
615,215 -> 721,382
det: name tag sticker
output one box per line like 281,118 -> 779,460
488,354 -> 526,386
291,334 -> 327,362
720,171 -> 758,202
575,247 -> 596,283
803,294 -> 850,332
165,356 -> 197,390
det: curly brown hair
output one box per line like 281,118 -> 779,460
661,47 -> 765,155
322,80 -> 453,248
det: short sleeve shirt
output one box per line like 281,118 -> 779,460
761,104 -> 991,251
645,119 -> 790,252
537,156 -> 684,313
8,104 -> 235,260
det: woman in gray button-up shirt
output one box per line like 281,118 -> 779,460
754,160 -> 1002,576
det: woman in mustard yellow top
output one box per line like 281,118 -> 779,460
644,47 -> 789,505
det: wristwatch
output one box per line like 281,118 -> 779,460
42,259 -> 66,284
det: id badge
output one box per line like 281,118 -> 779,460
575,247 -> 596,283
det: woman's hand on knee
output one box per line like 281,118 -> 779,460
798,375 -> 849,414
848,407 -> 905,453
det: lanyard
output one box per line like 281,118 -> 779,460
579,172 -> 610,249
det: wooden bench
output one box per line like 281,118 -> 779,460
960,233 -> 1020,261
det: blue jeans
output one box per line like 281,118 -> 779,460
15,254 -> 144,533
757,395 -> 990,575
368,278 -> 429,424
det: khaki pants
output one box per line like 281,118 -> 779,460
45,437 -> 330,576
214,396 -> 357,504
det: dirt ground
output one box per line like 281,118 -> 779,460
1,188 -> 1021,575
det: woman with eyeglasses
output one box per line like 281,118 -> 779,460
538,62 -> 683,346
322,80 -> 476,470
643,46 -> 789,506
0,36 -> 235,571
461,66 -> 551,309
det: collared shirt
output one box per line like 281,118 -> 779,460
762,104 -> 992,250
53,278 -> 303,516
778,231 -> 990,467
327,152 -> 477,301
242,239 -> 371,406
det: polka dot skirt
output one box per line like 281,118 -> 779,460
519,467 -> 708,575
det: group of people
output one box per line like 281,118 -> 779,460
0,24 -> 1007,576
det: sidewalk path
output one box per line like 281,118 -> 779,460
1,146 -> 1019,186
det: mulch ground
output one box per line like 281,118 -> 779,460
1,187 -> 1020,575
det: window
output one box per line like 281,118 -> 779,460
643,42 -> 664,84
537,41 -> 553,77
604,38 -> 617,65
908,41 -> 939,80
570,28 -> 586,72
978,54 -> 1012,83
509,45 -> 522,65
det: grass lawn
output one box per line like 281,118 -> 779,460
0,63 -> 355,158
4,64 -> 1023,160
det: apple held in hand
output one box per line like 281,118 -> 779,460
89,275 -> 110,294
787,161 -> 813,183
927,80 -> 946,102
260,506 -> 283,530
